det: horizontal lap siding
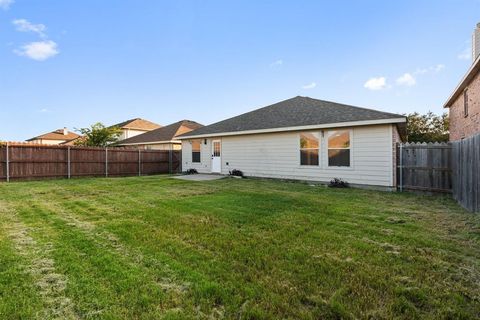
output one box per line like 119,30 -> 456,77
219,125 -> 393,186
182,139 -> 212,172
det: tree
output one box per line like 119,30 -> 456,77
75,122 -> 122,147
406,111 -> 449,143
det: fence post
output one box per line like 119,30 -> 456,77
105,147 -> 108,177
138,149 -> 141,176
5,142 -> 9,182
67,147 -> 71,179
169,147 -> 172,174
399,143 -> 403,192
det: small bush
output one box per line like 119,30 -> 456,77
184,168 -> 198,175
328,178 -> 349,188
229,169 -> 244,177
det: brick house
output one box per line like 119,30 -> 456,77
444,23 -> 480,141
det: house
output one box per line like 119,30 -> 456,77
116,120 -> 203,150
112,118 -> 162,141
444,23 -> 480,141
177,96 -> 406,189
26,127 -> 81,145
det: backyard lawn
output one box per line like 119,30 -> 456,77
0,176 -> 479,319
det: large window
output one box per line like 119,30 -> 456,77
192,140 -> 201,163
300,132 -> 319,166
464,89 -> 469,117
328,130 -> 351,167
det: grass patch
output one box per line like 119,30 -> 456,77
0,175 -> 479,319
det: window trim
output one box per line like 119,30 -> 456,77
327,129 -> 352,168
191,139 -> 201,163
464,88 -> 469,118
299,132 -> 320,166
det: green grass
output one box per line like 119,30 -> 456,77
0,176 -> 479,319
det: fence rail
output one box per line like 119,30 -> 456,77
0,143 -> 181,181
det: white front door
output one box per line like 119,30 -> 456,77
211,140 -> 221,173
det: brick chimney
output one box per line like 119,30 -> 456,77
63,127 -> 68,135
473,23 -> 480,62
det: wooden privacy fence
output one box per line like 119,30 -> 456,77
451,133 -> 480,213
0,143 -> 181,181
397,142 -> 452,194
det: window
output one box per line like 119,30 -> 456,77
328,130 -> 351,167
464,89 -> 469,117
192,140 -> 201,162
300,132 -> 319,166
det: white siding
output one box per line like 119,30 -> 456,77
181,124 -> 395,187
182,139 -> 212,172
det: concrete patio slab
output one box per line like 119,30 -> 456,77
173,174 -> 225,181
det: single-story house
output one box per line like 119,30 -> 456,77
443,23 -> 480,141
112,118 -> 162,141
177,96 -> 406,189
116,120 -> 203,150
26,127 -> 81,145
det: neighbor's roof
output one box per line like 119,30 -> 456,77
116,120 -> 204,145
27,129 -> 81,141
112,118 -> 161,131
177,96 -> 406,139
444,55 -> 480,108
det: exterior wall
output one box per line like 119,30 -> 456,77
118,129 -> 148,141
449,70 -> 480,141
143,143 -> 181,150
392,125 -> 401,187
182,124 -> 396,187
29,139 -> 66,145
182,139 -> 212,172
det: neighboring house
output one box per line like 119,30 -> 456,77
444,23 -> 480,141
177,96 -> 406,189
112,118 -> 162,141
116,120 -> 203,150
26,128 -> 81,145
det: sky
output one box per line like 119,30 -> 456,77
0,0 -> 479,141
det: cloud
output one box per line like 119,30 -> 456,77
0,0 -> 13,10
13,19 -> 47,38
364,77 -> 387,90
270,59 -> 283,67
14,40 -> 59,61
39,108 -> 50,113
458,47 -> 471,60
396,73 -> 416,87
414,64 -> 445,75
301,82 -> 317,89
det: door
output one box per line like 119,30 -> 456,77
211,140 -> 221,173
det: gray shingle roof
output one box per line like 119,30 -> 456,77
178,96 -> 405,138
116,120 -> 203,145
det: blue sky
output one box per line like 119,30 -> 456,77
0,0 -> 479,141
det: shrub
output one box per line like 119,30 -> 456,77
328,178 -> 349,188
229,169 -> 244,178
184,168 -> 198,175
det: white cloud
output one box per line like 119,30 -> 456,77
301,82 -> 316,89
458,47 -> 471,60
14,40 -> 59,61
396,73 -> 416,87
414,64 -> 445,75
13,19 -> 47,38
39,108 -> 50,113
270,59 -> 283,67
364,77 -> 387,90
0,0 -> 14,10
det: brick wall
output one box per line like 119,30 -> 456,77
449,70 -> 480,141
